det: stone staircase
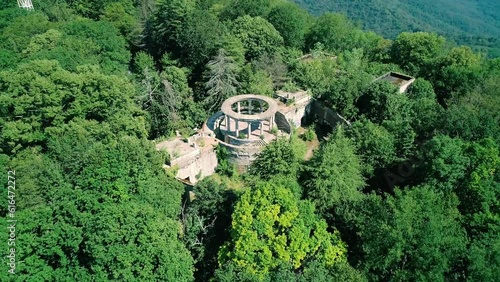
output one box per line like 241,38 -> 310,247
206,111 -> 224,132
254,139 -> 267,147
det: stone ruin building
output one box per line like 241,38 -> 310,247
156,71 -> 415,185
375,72 -> 415,93
156,91 -> 312,184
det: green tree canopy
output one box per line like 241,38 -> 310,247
148,0 -> 195,58
220,0 -> 272,20
0,12 -> 51,55
214,259 -> 365,282
430,46 -> 484,103
238,63 -> 274,96
467,231 -> 500,282
406,78 -> 443,139
248,138 -> 300,180
182,178 -> 237,281
305,13 -> 373,54
61,0 -> 131,19
302,127 -> 365,215
291,54 -> 338,98
356,80 -> 417,158
230,15 -> 284,60
25,19 -> 130,74
356,186 -> 467,281
390,32 -> 446,76
323,49 -> 373,119
175,9 -> 224,67
421,135 -> 500,237
267,2 -> 311,49
0,60 -> 145,154
0,129 -> 194,280
407,78 -> 436,100
218,181 -> 348,277
438,73 -> 500,143
85,201 -> 194,281
347,119 -> 398,176
100,2 -> 138,40
135,51 -> 202,138
357,80 -> 410,124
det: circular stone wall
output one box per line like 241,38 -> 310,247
221,94 -> 278,121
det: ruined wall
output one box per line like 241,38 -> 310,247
227,135 -> 261,146
219,141 -> 264,170
399,81 -> 415,93
283,103 -> 310,128
175,148 -> 218,184
310,100 -> 351,127
277,93 -> 312,129
170,148 -> 200,169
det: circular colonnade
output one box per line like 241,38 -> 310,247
220,94 -> 278,139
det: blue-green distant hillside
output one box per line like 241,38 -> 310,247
292,0 -> 500,57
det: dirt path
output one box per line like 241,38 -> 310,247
304,139 -> 319,160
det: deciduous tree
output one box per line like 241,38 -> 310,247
220,0 -> 271,20
0,60 -> 145,154
357,80 -> 408,124
249,138 -> 299,180
305,13 -> 368,54
302,127 -> 365,215
347,119 -> 398,176
431,46 -> 484,103
407,78 -> 443,139
176,9 -> 224,67
390,32 -> 446,76
267,2 -> 311,49
230,15 -> 284,60
218,181 -> 347,277
182,178 -> 237,281
357,186 -> 467,281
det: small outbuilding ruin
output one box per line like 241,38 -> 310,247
375,72 -> 415,93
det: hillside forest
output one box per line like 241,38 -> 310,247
292,0 -> 500,57
0,0 -> 499,281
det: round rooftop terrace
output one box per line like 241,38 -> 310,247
221,94 -> 278,121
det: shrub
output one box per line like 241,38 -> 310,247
301,127 -> 316,141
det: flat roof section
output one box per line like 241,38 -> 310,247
156,138 -> 198,160
382,72 -> 413,86
375,72 -> 416,93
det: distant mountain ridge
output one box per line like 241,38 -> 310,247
292,0 -> 500,56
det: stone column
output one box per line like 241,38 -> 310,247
260,101 -> 263,113
237,102 -> 241,114
226,115 -> 231,132
247,121 -> 252,138
235,119 -> 239,137
248,100 -> 252,114
260,121 -> 263,135
268,118 -> 272,131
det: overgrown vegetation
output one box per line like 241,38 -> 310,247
0,0 -> 498,281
